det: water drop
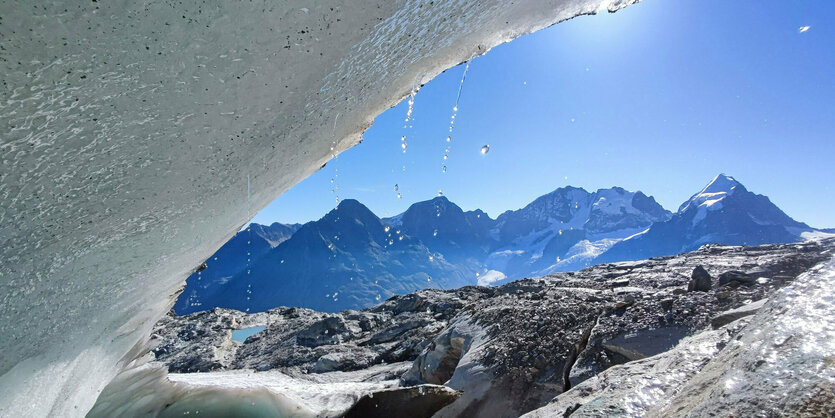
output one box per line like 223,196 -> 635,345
480,145 -> 489,155
443,154 -> 448,160
437,189 -> 443,196
433,229 -> 438,237
429,255 -> 434,262
384,226 -> 391,232
376,294 -> 381,301
394,184 -> 399,192
442,166 -> 447,173
446,136 -> 451,142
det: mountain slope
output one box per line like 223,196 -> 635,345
175,222 -> 300,314
390,196 -> 496,263
486,186 -> 672,279
178,174 -> 820,314
201,199 -> 478,313
597,174 -> 811,264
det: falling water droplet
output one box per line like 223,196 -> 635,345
433,229 -> 438,237
438,189 -> 443,196
394,184 -> 399,192
446,136 -> 451,142
384,226 -> 391,232
429,255 -> 434,262
397,193 -> 401,199
442,166 -> 447,173
480,145 -> 489,155
376,294 -> 381,301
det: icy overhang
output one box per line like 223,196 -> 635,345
0,0 -> 638,416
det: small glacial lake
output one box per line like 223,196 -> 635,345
231,325 -> 266,342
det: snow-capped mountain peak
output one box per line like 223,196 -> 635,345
678,173 -> 741,213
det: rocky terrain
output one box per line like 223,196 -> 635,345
149,238 -> 835,417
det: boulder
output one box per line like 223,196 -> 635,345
687,266 -> 712,292
718,270 -> 756,287
342,385 -> 461,418
710,299 -> 767,329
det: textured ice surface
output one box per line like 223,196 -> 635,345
167,362 -> 411,416
0,1 -> 641,415
87,361 -> 316,418
650,257 -> 835,417
523,256 -> 835,417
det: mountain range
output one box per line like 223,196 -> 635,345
175,174 -> 826,314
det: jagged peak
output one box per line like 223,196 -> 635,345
678,174 -> 743,213
701,173 -> 740,195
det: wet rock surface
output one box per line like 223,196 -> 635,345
153,239 -> 834,416
343,385 -> 461,418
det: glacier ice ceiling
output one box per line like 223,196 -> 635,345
0,0 -> 640,416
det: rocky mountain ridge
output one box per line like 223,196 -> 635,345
176,174 -> 824,314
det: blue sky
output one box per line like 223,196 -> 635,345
251,0 -> 835,229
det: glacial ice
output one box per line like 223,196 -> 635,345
523,256 -> 835,417
0,0 -> 641,416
